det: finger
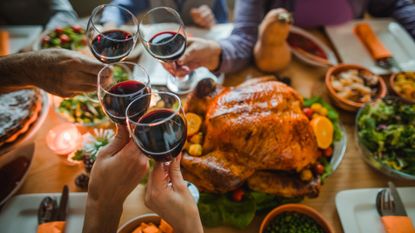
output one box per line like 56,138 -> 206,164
97,125 -> 130,158
147,162 -> 169,191
169,154 -> 185,189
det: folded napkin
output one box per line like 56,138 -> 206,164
37,221 -> 66,233
0,30 -> 9,56
381,216 -> 415,233
354,22 -> 391,60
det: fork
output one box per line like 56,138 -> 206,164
376,188 -> 396,216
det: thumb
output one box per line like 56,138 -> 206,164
169,154 -> 185,188
97,125 -> 129,158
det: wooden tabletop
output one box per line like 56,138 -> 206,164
16,30 -> 415,233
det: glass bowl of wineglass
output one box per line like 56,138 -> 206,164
139,7 -> 194,95
126,92 -> 187,162
86,4 -> 139,64
98,62 -> 151,125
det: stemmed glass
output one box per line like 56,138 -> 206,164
98,62 -> 151,124
126,92 -> 187,163
139,7 -> 194,94
87,4 -> 139,64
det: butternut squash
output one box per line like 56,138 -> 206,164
254,9 -> 292,72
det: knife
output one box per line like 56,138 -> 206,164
354,22 -> 403,72
56,185 -> 69,221
388,181 -> 408,216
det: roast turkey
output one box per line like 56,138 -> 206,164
182,77 -> 322,197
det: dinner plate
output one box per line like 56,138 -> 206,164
0,192 -> 87,233
288,26 -> 338,67
336,187 -> 415,233
330,123 -> 347,172
326,19 -> 415,75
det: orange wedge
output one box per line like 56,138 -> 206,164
186,112 -> 202,137
310,116 -> 333,149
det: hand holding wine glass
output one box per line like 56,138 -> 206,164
87,4 -> 139,64
139,7 -> 194,94
98,62 -> 151,124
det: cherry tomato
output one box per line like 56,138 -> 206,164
41,36 -> 51,45
71,25 -> 83,33
54,27 -> 64,34
324,147 -> 333,157
59,34 -> 71,44
315,163 -> 324,175
303,108 -> 314,119
232,188 -> 245,202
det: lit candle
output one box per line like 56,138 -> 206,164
46,123 -> 82,155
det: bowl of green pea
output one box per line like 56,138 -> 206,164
259,204 -> 334,233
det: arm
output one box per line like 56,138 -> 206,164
102,0 -> 149,25
0,49 -> 102,97
212,0 -> 228,23
367,0 -> 415,39
83,126 -> 149,233
217,0 -> 265,73
46,0 -> 78,29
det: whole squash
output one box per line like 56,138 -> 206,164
254,9 -> 292,72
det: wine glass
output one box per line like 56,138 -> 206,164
87,4 -> 139,64
98,62 -> 151,125
126,92 -> 187,163
139,7 -> 194,94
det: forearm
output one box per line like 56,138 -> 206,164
216,0 -> 262,73
82,198 -> 123,233
0,53 -> 33,93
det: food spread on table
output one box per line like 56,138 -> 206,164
392,71 -> 415,102
330,69 -> 380,103
357,98 -> 415,176
40,25 -> 86,50
57,94 -> 106,125
182,77 -> 343,228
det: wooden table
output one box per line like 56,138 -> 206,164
17,31 -> 415,233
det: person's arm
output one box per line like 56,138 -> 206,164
367,0 -> 415,39
46,0 -> 78,29
216,0 -> 265,73
102,0 -> 149,25
83,126 -> 149,233
212,0 -> 228,23
0,49 -> 102,97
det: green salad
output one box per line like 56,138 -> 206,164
357,98 -> 415,175
58,94 -> 107,125
198,97 -> 342,229
41,25 -> 86,50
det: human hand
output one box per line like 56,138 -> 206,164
145,155 -> 203,233
83,125 -> 149,233
25,48 -> 102,97
161,37 -> 221,77
191,5 -> 216,29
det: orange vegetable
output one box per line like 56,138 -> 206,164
310,116 -> 334,149
159,220 -> 174,233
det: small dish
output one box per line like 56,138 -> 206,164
259,204 -> 335,233
390,71 -> 415,104
325,64 -> 387,111
117,213 -> 161,233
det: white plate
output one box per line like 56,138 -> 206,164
0,26 -> 42,54
326,19 -> 415,75
0,193 -> 87,233
336,187 -> 415,233
289,26 -> 339,67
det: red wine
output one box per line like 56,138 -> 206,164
91,30 -> 134,63
134,109 -> 187,162
102,80 -> 150,124
148,31 -> 186,62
